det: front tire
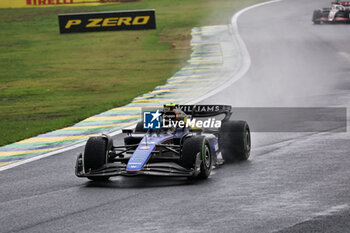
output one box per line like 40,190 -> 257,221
219,120 -> 251,163
312,10 -> 322,24
84,136 -> 111,181
181,136 -> 212,179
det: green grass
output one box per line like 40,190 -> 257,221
0,0 -> 264,146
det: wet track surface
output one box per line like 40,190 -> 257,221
1,0 -> 350,232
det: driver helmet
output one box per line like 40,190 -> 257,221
334,3 -> 345,10
163,104 -> 187,127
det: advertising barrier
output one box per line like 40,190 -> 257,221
58,10 -> 156,34
0,0 -> 123,8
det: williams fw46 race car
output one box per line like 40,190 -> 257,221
312,1 -> 350,24
75,104 -> 251,181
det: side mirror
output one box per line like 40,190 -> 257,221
122,129 -> 133,135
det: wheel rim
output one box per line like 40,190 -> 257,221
204,145 -> 211,168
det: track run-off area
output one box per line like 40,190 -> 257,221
0,21 -> 241,171
1,0 -> 350,232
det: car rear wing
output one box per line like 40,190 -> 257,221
332,1 -> 350,6
179,105 -> 232,120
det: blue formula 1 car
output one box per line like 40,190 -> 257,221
75,104 -> 251,181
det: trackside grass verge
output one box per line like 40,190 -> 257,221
0,0 -> 264,146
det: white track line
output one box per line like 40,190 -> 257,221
0,0 -> 281,172
0,127 -> 132,172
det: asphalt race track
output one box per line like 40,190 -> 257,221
1,0 -> 350,232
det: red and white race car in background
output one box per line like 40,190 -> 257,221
312,1 -> 350,24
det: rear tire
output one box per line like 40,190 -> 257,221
219,120 -> 251,163
84,136 -> 111,181
181,136 -> 212,179
344,9 -> 350,23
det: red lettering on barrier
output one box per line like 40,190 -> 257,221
26,0 -> 75,5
